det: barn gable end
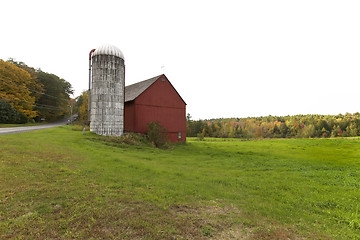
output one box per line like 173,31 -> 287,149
124,74 -> 186,142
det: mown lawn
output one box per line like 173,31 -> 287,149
0,126 -> 359,239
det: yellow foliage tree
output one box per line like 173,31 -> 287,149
0,60 -> 37,118
77,91 -> 89,123
7,59 -> 44,102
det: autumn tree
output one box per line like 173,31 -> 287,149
76,90 -> 89,123
0,58 -> 73,123
0,60 -> 37,118
7,59 -> 44,102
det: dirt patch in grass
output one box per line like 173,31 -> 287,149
215,225 -> 306,240
170,204 -> 246,239
250,227 -> 306,240
27,151 -> 84,163
169,203 -> 308,240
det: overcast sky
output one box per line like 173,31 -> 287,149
1,0 -> 359,119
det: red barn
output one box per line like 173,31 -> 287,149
124,74 -> 186,142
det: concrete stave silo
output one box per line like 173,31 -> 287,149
90,44 -> 125,136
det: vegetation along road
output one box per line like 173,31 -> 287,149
0,120 -> 69,135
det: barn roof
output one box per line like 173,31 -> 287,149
125,75 -> 160,102
125,74 -> 186,104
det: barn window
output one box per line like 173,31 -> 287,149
178,132 -> 181,139
161,77 -> 166,82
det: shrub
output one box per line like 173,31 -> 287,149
0,99 -> 28,123
146,121 -> 169,148
118,132 -> 147,146
72,124 -> 90,131
95,132 -> 147,146
197,133 -> 205,141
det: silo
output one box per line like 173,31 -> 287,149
90,44 -> 125,136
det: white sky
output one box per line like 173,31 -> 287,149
1,0 -> 359,120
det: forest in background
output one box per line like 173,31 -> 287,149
0,59 -> 73,123
187,113 -> 360,139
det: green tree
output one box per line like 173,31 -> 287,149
0,99 -> 28,123
279,122 -> 289,138
36,71 -> 73,121
186,113 -> 192,137
349,122 -> 359,136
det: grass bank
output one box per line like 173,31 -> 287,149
0,122 -> 45,128
0,126 -> 359,239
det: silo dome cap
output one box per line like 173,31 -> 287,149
92,44 -> 124,59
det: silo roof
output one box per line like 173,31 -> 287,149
92,44 -> 124,59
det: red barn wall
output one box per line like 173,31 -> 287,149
125,77 -> 186,142
124,101 -> 135,132
134,104 -> 186,142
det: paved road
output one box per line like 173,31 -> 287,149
0,120 -> 69,135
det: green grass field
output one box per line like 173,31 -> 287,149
1,126 -> 360,239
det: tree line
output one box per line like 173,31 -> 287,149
0,59 -> 73,123
187,113 -> 360,139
